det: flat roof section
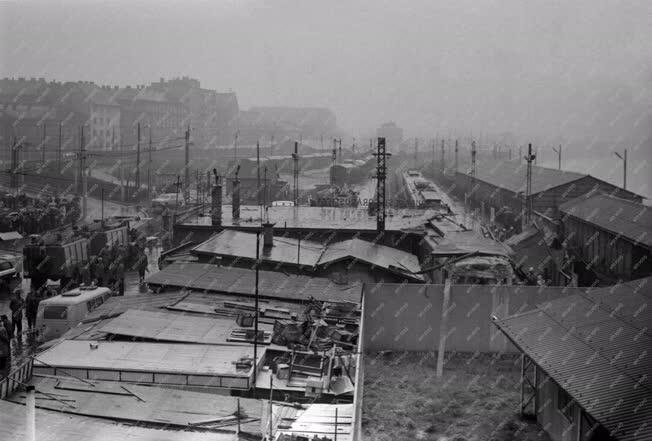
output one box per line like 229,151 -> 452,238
98,309 -> 273,346
34,340 -> 261,390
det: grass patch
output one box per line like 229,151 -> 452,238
362,352 -> 550,441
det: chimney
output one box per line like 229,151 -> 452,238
262,222 -> 275,248
232,175 -> 240,221
211,171 -> 222,227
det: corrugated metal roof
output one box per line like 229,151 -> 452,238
493,276 -> 652,441
192,231 -> 423,279
426,230 -> 513,257
192,229 -> 324,267
146,262 -> 362,303
461,161 -> 586,194
559,193 -> 652,249
317,238 -> 423,281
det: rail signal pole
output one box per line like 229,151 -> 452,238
440,138 -> 445,173
552,144 -> 562,170
292,141 -> 299,205
614,149 -> 627,190
524,143 -> 536,226
148,126 -> 153,199
471,140 -> 477,177
184,125 -> 190,204
373,137 -> 391,232
136,122 -> 141,193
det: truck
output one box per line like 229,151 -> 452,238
22,221 -> 132,291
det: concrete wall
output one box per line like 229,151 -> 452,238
363,283 -> 584,352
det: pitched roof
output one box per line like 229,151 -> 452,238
146,262 -> 362,303
317,238 -> 423,281
559,193 -> 652,249
191,230 -> 423,279
492,277 -> 652,441
192,229 -> 324,267
463,160 -> 586,194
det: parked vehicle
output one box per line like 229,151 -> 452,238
36,285 -> 113,341
0,253 -> 22,294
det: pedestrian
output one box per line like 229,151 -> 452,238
1,314 -> 12,341
0,322 -> 10,370
25,288 -> 40,332
137,252 -> 148,284
9,288 -> 24,342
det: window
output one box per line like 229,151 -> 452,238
557,387 -> 576,423
86,295 -> 106,313
43,306 -> 68,320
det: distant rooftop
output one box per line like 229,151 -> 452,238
179,204 -> 442,233
460,160 -> 589,194
559,193 -> 652,249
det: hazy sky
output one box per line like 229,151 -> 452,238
1,0 -> 651,141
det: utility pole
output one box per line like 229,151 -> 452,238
454,139 -> 459,173
58,122 -> 62,174
292,141 -> 299,205
373,137 -> 391,232
257,141 -> 261,219
440,138 -> 445,173
233,130 -> 239,165
10,136 -> 17,189
614,149 -> 627,190
431,139 -> 435,174
471,140 -> 477,177
552,144 -> 562,170
41,123 -> 46,163
524,143 -> 536,226
184,125 -> 190,204
253,229 -> 260,387
120,133 -> 125,202
136,122 -> 141,193
414,137 -> 418,169
148,126 -> 152,199
80,126 -> 87,221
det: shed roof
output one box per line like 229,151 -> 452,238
191,231 -> 423,280
559,193 -> 652,249
317,238 -> 423,281
493,276 -> 652,441
192,229 -> 324,267
146,262 -> 362,304
0,231 -> 22,241
461,161 -> 586,194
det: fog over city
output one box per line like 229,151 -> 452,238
1,2 -> 652,440
2,0 -> 651,140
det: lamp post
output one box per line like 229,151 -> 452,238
614,149 -> 627,190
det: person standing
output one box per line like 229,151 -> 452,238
25,289 -> 40,332
9,289 -> 24,343
0,323 -> 10,370
1,315 -> 12,341
137,252 -> 148,284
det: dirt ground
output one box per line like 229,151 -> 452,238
362,351 -> 551,441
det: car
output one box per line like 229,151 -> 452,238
36,285 -> 113,342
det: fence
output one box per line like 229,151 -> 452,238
363,283 -> 584,353
0,357 -> 33,400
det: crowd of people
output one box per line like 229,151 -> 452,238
0,193 -> 81,234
